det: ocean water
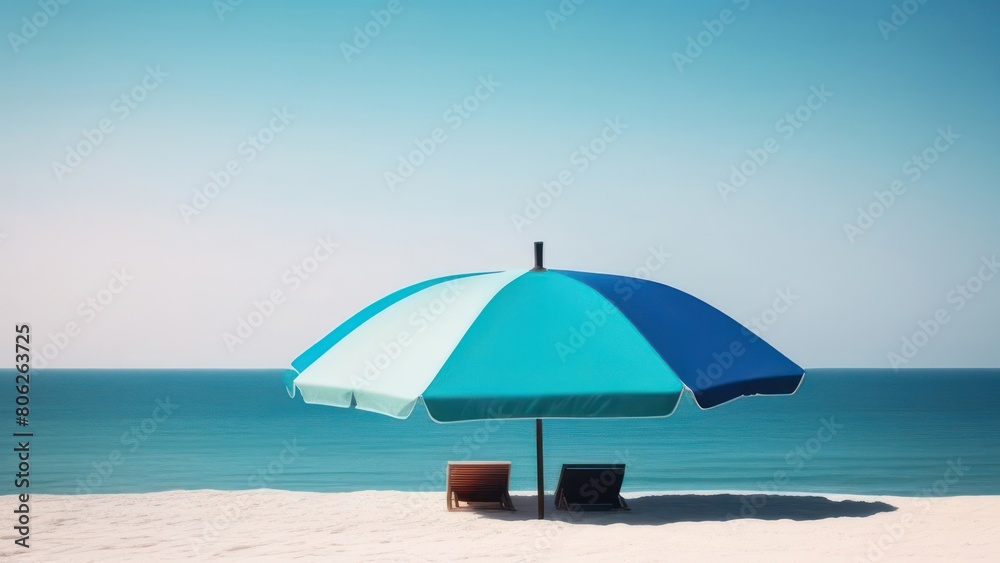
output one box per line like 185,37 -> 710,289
2,369 -> 998,496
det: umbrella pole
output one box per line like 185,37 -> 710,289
533,243 -> 546,520
536,418 -> 544,519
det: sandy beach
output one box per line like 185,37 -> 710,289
1,490 -> 996,561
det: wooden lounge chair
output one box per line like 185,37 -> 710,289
446,461 -> 515,511
554,463 -> 629,511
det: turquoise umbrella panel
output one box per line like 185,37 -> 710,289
423,271 -> 684,422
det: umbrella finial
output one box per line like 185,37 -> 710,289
533,241 -> 546,271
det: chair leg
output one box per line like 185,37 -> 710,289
556,493 -> 567,510
503,492 -> 515,511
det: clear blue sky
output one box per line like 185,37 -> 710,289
1,0 -> 998,369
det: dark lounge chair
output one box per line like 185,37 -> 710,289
554,463 -> 629,511
446,461 -> 515,511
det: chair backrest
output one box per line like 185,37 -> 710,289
447,462 -> 511,501
555,464 -> 626,508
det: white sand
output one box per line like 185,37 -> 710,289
1,490 -> 997,561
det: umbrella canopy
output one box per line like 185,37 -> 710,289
282,243 -> 804,517
284,262 -> 802,420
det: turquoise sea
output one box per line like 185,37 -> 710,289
2,369 -> 998,496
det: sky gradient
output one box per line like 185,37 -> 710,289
1,0 -> 998,369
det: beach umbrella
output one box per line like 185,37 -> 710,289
283,243 -> 804,518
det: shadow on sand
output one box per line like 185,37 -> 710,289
483,493 -> 896,524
